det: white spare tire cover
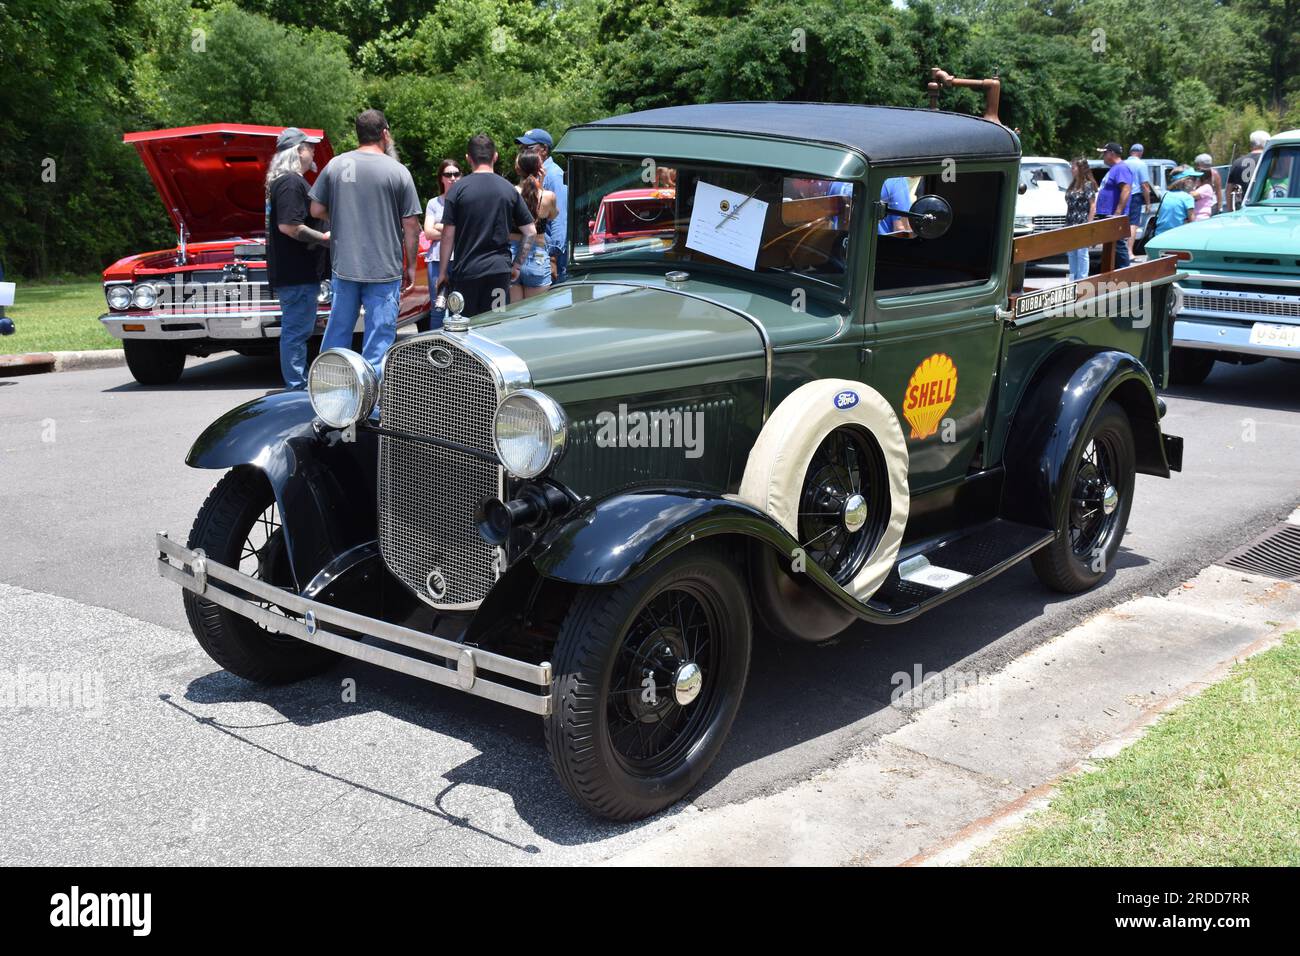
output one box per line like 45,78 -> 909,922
738,379 -> 909,602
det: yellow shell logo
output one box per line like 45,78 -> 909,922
902,353 -> 958,440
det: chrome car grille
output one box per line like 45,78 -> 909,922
378,336 -> 503,609
1182,291 -> 1300,320
1032,215 -> 1067,230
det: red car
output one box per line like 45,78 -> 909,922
100,124 -> 429,385
588,187 -> 677,252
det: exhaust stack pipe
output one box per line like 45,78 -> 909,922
927,68 -> 1004,126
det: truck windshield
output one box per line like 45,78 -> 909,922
1248,145 -> 1299,203
569,157 -> 856,295
1019,162 -> 1072,191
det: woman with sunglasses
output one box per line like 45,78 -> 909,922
419,158 -> 460,330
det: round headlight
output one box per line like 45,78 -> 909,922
493,389 -> 567,479
308,348 -> 379,429
106,285 -> 133,311
131,283 -> 158,309
317,279 -> 332,304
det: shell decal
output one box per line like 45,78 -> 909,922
901,353 -> 958,440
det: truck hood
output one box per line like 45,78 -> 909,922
465,281 -> 766,387
1146,205 -> 1300,257
125,124 -> 332,243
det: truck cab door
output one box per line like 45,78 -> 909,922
862,163 -> 1014,492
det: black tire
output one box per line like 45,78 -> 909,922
545,544 -> 751,820
1032,401 -> 1136,594
123,339 -> 186,385
183,468 -> 335,683
1168,347 -> 1215,386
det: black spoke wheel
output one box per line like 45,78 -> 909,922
547,544 -> 751,820
1032,401 -> 1136,594
183,468 -> 334,683
796,426 -> 889,585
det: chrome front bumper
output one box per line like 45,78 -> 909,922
155,532 -> 552,715
100,310 -> 329,341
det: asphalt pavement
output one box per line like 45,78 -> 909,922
1,350 -> 1298,864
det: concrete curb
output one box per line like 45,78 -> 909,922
0,349 -> 125,377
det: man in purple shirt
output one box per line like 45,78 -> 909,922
1095,141 -> 1135,268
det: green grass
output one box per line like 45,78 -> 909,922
974,631 -> 1300,866
0,277 -> 117,354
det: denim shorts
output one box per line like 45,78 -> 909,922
511,241 -> 551,288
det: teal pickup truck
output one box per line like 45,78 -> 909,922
1147,130 -> 1300,384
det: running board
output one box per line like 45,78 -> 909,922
867,519 -> 1054,621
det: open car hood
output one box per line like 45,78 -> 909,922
125,124 -> 333,243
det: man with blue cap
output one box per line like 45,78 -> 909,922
516,128 -> 568,283
1124,143 -> 1153,255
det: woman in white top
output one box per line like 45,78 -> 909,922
419,158 -> 460,330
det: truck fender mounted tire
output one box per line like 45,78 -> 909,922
737,379 -> 909,602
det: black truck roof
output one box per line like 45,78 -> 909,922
574,102 -> 1022,165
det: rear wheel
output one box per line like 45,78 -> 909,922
123,339 -> 186,385
546,545 -> 751,820
183,468 -> 334,683
1168,347 -> 1215,386
1031,401 -> 1136,593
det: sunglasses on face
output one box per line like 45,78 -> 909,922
442,171 -> 461,179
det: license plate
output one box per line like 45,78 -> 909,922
1248,323 -> 1300,349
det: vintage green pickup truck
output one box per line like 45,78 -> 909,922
156,103 -> 1183,820
1147,129 -> 1300,384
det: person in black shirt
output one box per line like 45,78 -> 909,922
437,133 -> 537,317
266,127 -> 331,389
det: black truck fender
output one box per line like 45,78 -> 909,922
1001,346 -> 1182,529
185,391 -> 379,590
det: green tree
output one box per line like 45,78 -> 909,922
139,2 -> 361,142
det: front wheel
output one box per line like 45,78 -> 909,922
123,339 -> 186,385
183,468 -> 335,683
1031,401 -> 1136,593
546,545 -> 751,820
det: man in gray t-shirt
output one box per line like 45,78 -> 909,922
310,108 -> 421,369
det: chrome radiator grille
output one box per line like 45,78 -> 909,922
379,336 -> 503,609
1032,215 -> 1067,230
1182,291 -> 1300,319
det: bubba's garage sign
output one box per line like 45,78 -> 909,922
1014,282 -> 1079,319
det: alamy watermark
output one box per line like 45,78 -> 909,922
595,404 -> 705,459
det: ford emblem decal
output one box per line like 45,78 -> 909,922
427,346 -> 453,369
834,389 -> 859,410
426,568 -> 448,600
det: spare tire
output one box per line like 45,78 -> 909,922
738,379 -> 909,602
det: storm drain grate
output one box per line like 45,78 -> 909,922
1221,523 -> 1300,582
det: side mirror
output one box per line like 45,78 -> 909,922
909,194 -> 954,240
588,220 -> 596,233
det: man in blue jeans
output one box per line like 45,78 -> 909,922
310,109 -> 421,371
516,129 -> 567,282
265,127 -> 330,389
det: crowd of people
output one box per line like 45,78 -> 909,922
1061,131 -> 1273,281
263,108 -> 569,386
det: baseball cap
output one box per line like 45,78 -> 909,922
515,128 -> 554,149
276,127 -> 322,151
1096,141 -> 1124,156
1129,143 -> 1144,154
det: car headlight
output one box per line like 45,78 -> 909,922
131,283 -> 158,309
308,348 -> 379,429
1014,215 -> 1032,228
493,389 -> 567,479
317,279 -> 332,304
106,284 -> 133,311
